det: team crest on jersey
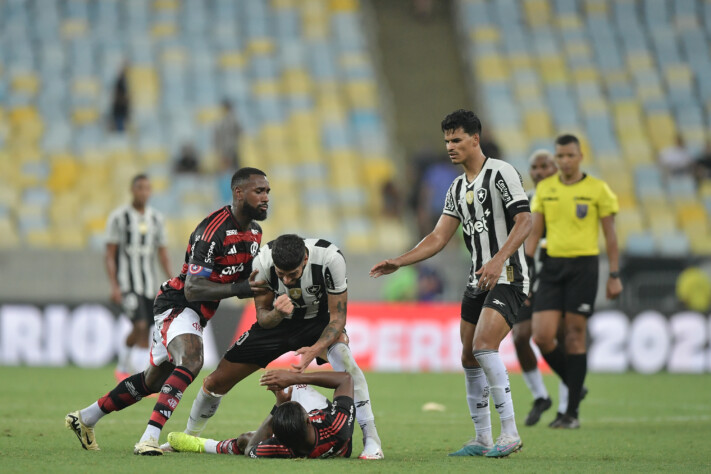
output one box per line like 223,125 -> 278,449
306,285 -> 321,295
576,204 -> 588,218
288,288 -> 302,299
466,190 -> 475,205
476,188 -> 487,204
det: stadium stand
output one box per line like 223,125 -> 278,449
0,0 -> 400,253
455,0 -> 711,256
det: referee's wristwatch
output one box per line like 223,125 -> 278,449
609,271 -> 620,279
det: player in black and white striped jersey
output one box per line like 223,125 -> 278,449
181,234 -> 384,460
105,174 -> 172,379
370,110 -> 532,458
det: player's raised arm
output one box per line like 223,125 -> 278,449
260,370 -> 354,399
370,214 -> 460,278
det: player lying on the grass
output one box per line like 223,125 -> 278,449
167,370 -> 355,458
177,234 -> 383,459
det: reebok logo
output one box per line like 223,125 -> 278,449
356,400 -> 370,408
578,303 -> 591,312
492,299 -> 505,307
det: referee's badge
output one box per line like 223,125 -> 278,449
288,288 -> 302,299
576,204 -> 588,218
466,190 -> 475,204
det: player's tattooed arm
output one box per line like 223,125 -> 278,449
256,293 -> 293,329
291,291 -> 348,372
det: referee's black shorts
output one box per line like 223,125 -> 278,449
461,284 -> 527,328
532,255 -> 599,318
223,317 -> 329,368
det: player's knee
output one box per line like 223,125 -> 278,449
461,348 -> 477,366
532,333 -> 554,352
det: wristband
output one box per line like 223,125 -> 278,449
231,280 -> 254,299
609,271 -> 620,278
270,405 -> 278,415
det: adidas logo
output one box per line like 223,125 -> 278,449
228,246 -> 238,255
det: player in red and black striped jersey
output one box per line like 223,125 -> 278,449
167,370 -> 355,459
65,168 -> 272,456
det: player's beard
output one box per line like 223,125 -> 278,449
244,201 -> 268,221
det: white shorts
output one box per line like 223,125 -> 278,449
290,384 -> 329,412
150,307 -> 204,366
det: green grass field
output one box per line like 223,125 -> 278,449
1,366 -> 709,473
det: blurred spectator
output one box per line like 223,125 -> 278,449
480,131 -> 501,159
412,0 -> 434,22
382,265 -> 417,301
417,265 -> 444,301
659,134 -> 692,177
693,139 -> 711,184
416,160 -> 459,237
213,99 -> 242,171
174,143 -> 200,174
109,62 -> 131,132
381,179 -> 403,218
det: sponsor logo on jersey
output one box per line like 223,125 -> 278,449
226,229 -> 239,236
205,241 -> 216,263
576,203 -> 588,218
444,190 -> 456,213
476,188 -> 487,204
466,190 -> 475,205
288,288 -> 302,299
325,268 -> 335,290
306,285 -> 321,295
251,228 -> 259,234
496,178 -> 512,203
221,264 -> 244,275
462,217 -> 489,235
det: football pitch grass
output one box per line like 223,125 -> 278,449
1,367 -> 709,473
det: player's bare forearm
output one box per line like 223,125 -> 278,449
261,370 -> 353,394
184,274 -> 249,301
313,294 -> 347,352
158,246 -> 172,279
524,212 -> 544,258
372,215 -> 459,276
256,293 -> 292,329
494,212 -> 532,263
104,244 -> 120,286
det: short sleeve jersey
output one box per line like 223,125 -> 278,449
249,395 -> 355,459
252,238 -> 347,323
531,173 -> 618,257
154,206 -> 262,325
442,158 -> 530,293
105,205 -> 167,298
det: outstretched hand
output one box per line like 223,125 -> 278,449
291,346 -> 319,372
369,259 -> 400,278
272,385 -> 293,406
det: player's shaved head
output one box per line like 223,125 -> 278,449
272,234 -> 306,271
231,167 -> 267,190
272,401 -> 309,450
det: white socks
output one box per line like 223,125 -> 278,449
140,425 -> 161,443
80,402 -> 105,427
186,386 -> 223,436
473,349 -> 519,438
522,368 -> 549,400
327,343 -> 381,446
558,380 -> 569,414
463,366 -> 492,445
204,439 -> 219,454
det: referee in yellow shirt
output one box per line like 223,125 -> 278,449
525,134 -> 623,429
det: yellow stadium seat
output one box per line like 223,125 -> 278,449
26,229 -> 53,248
508,54 -> 534,70
162,48 -> 188,66
584,0 -> 608,16
218,51 -> 246,70
47,157 -> 80,193
329,0 -> 359,12
476,56 -> 509,82
72,77 -> 100,98
152,22 -> 177,39
524,109 -> 553,140
11,73 -> 40,96
72,107 -> 100,126
252,80 -> 281,97
362,158 -> 395,188
345,81 -> 378,108
572,67 -> 599,83
154,0 -> 179,11
249,39 -> 276,55
61,19 -> 88,39
556,14 -> 582,30
539,57 -> 568,83
0,218 -> 19,248
495,129 -> 528,155
699,181 -> 711,197
524,0 -> 551,27
664,64 -> 693,88
677,203 -> 708,228
272,0 -> 296,9
646,113 -> 676,151
470,26 -> 501,44
626,53 -> 654,72
195,106 -> 223,125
